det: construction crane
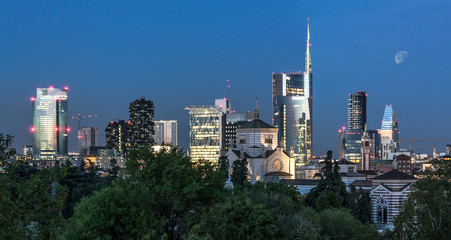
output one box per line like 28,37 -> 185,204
398,138 -> 451,157
72,114 -> 98,153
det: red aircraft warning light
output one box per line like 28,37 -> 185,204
64,86 -> 69,91
55,127 -> 59,131
30,127 -> 36,132
30,97 -> 35,101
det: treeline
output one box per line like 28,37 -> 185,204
1,134 -> 450,239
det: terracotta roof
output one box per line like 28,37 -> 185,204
280,179 -> 319,185
238,119 -> 275,129
373,169 -> 417,180
265,171 -> 293,177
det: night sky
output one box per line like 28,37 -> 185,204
1,0 -> 450,157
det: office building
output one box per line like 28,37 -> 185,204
128,97 -> 155,150
273,20 -> 313,173
344,129 -> 364,163
79,127 -> 100,156
187,105 -> 223,163
153,120 -> 178,146
347,91 -> 367,130
378,105 -> 399,159
32,86 -> 69,159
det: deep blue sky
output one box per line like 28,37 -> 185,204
1,0 -> 450,156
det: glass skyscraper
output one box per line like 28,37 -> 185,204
32,87 -> 69,159
347,91 -> 367,130
187,106 -> 223,163
272,20 -> 312,175
379,105 -> 399,141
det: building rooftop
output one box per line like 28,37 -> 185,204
336,158 -> 355,165
280,179 -> 319,185
373,169 -> 417,180
238,119 -> 275,129
265,171 -> 293,177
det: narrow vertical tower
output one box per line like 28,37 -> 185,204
272,19 -> 313,177
305,18 -> 312,74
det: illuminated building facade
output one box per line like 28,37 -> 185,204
32,87 -> 69,159
344,129 -> 364,163
187,106 -> 223,163
153,120 -> 178,146
348,91 -> 367,130
272,20 -> 313,176
105,120 -> 130,154
378,105 -> 399,159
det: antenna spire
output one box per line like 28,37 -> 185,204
227,79 -> 231,113
305,18 -> 312,73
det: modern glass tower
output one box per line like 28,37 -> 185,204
273,20 -> 312,174
347,91 -> 367,130
187,106 -> 223,163
32,87 -> 69,159
379,105 -> 399,141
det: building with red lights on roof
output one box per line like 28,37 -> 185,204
32,87 -> 69,159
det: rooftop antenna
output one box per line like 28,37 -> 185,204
227,79 -> 231,113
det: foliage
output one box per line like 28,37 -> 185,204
394,160 -> 451,239
305,151 -> 348,210
63,181 -> 161,240
59,162 -> 112,219
65,147 -> 225,240
187,192 -> 280,240
318,208 -> 379,240
0,133 -> 15,163
0,162 -> 67,240
217,156 -> 229,181
230,158 -> 248,186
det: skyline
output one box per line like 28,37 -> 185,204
1,1 -> 451,156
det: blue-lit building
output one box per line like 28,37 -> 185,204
273,20 -> 312,176
379,105 -> 399,159
32,87 -> 69,159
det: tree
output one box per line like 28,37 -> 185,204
318,208 -> 379,240
217,156 -> 229,181
187,193 -> 280,240
63,182 -> 161,240
230,158 -> 248,186
305,151 -> 348,210
65,147 -> 225,240
394,160 -> 451,239
0,162 -> 67,240
0,133 -> 15,163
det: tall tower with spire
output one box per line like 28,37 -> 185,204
272,19 -> 313,178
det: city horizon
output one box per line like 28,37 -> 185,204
1,1 -> 450,157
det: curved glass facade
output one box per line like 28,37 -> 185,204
32,87 -> 68,159
273,72 -> 313,176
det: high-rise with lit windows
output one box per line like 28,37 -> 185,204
272,20 -> 312,175
347,91 -> 367,130
31,86 -> 69,159
186,105 -> 223,163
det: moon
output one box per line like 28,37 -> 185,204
395,51 -> 408,64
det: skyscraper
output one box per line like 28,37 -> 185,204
347,91 -> 367,130
153,120 -> 178,146
378,104 -> 399,159
272,20 -> 312,174
32,86 -> 69,159
187,105 -> 223,163
128,97 -> 155,150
